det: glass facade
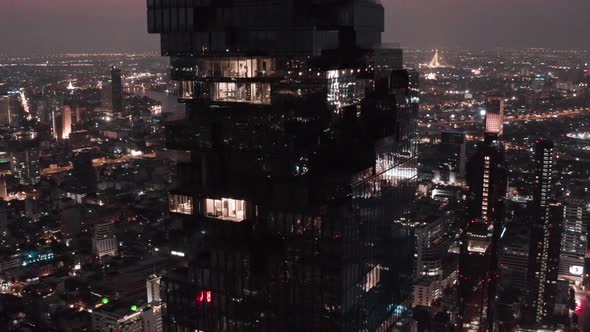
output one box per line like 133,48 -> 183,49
149,1 -> 418,331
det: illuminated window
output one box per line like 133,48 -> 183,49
169,194 -> 193,215
212,82 -> 271,104
205,198 -> 246,222
364,264 -> 381,292
178,81 -> 194,99
196,290 -> 212,303
203,58 -> 274,78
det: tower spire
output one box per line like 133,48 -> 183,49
429,49 -> 441,68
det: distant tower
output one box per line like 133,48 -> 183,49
61,105 -> 72,139
111,67 -> 123,113
0,93 -> 11,126
67,81 -> 76,91
101,81 -> 113,109
429,49 -> 442,68
0,90 -> 22,127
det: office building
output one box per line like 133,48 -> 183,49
92,221 -> 118,260
558,198 -> 589,286
60,198 -> 83,240
498,223 -> 530,292
535,202 -> 563,325
47,96 -> 63,139
73,151 -> 97,192
484,97 -> 504,136
61,105 -> 72,139
146,274 -> 161,304
434,130 -> 466,184
412,215 -> 456,307
10,148 -> 41,185
525,139 -> 556,325
141,304 -> 163,332
459,120 -> 507,331
0,90 -> 22,127
111,67 -> 123,113
102,80 -> 113,109
148,0 -> 419,330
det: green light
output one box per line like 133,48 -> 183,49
131,305 -> 138,312
102,298 -> 109,305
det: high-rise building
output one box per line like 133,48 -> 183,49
535,202 -> 563,325
146,275 -> 161,304
148,0 -> 419,330
0,94 -> 11,126
525,139 -> 556,325
0,90 -> 23,127
10,148 -> 41,185
558,198 -> 589,286
111,67 -> 123,113
412,215 -> 456,307
460,126 -> 507,331
92,221 -> 117,260
435,130 -> 466,184
60,198 -> 83,240
61,105 -> 72,139
101,81 -> 113,109
48,95 -> 65,139
484,97 -> 504,136
73,151 -> 97,192
141,304 -> 163,332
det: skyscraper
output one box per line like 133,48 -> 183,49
535,202 -> 563,325
111,67 -> 123,113
61,105 -> 72,139
101,80 -> 113,109
148,0 -> 418,330
525,139 -> 556,325
460,110 -> 507,331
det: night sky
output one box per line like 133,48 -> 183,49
0,0 -> 588,56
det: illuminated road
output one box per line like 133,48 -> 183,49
92,152 -> 156,167
40,152 -> 157,175
419,108 -> 590,128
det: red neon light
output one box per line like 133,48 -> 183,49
196,290 -> 212,303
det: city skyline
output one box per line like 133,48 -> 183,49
1,0 -> 589,56
0,1 -> 589,331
